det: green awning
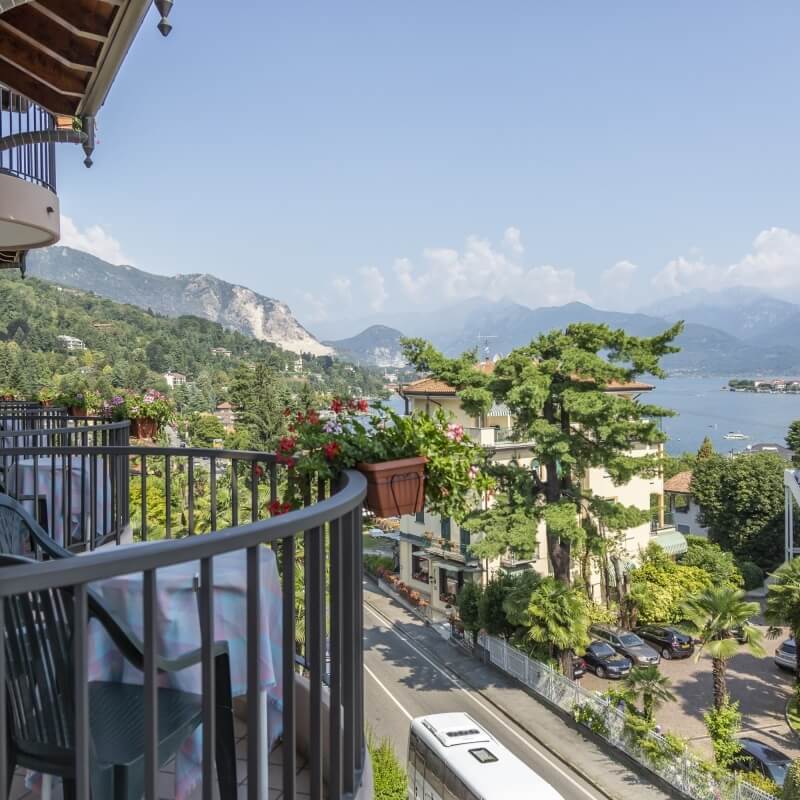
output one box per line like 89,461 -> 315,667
651,530 -> 688,557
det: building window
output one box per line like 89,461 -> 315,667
439,569 -> 463,604
460,528 -> 470,550
441,517 -> 451,540
411,545 -> 430,584
415,510 -> 425,524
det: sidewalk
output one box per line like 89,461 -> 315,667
365,583 -> 676,800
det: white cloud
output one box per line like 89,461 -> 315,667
502,226 -> 524,256
359,265 -> 387,311
652,227 -> 800,296
59,215 -> 131,265
602,260 -> 638,291
302,292 -> 329,323
332,276 -> 352,303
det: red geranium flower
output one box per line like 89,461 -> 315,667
268,500 -> 293,516
283,408 -> 292,417
357,398 -> 369,412
277,436 -> 297,454
254,465 -> 264,478
323,441 -> 340,461
330,398 -> 344,413
306,409 -> 320,425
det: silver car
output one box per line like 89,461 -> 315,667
775,638 -> 797,672
590,625 -> 661,666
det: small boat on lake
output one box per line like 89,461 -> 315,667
723,431 -> 750,440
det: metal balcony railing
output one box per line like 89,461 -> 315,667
0,86 -> 57,192
0,439 -> 369,798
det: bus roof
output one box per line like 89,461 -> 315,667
411,713 -> 564,800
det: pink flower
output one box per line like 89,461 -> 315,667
469,465 -> 480,481
446,423 -> 464,442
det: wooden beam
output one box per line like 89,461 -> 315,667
0,26 -> 90,95
30,0 -> 116,41
1,5 -> 103,69
0,19 -> 95,72
0,57 -> 79,114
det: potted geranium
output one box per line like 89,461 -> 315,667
275,399 -> 489,521
113,390 -> 172,440
38,387 -> 58,408
59,389 -> 101,417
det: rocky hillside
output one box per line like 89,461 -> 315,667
27,247 -> 332,356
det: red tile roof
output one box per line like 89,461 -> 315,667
664,471 -> 693,493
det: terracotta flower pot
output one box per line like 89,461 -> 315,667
69,406 -> 87,417
356,456 -> 427,518
131,417 -> 157,440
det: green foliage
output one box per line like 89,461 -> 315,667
697,436 -> 715,460
572,702 -> 609,737
229,364 -> 293,451
367,730 -> 408,800
679,536 -> 743,589
738,771 -> 779,797
622,665 -> 675,721
628,543 -> 711,624
682,587 -> 764,709
456,581 -> 482,641
738,560 -> 765,591
502,570 -> 543,628
703,700 -> 742,768
622,713 -> 687,770
783,759 -> 800,799
363,555 -> 394,577
479,573 -> 516,637
188,413 -> 226,447
692,452 -> 785,570
788,421 -> 800,468
402,322 -> 682,582
766,558 -> 800,680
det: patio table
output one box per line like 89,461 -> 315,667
5,455 -> 111,546
87,544 -> 283,800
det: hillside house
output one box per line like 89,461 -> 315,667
164,371 -> 187,388
57,335 -> 86,351
214,402 -> 236,431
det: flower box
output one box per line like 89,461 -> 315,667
69,406 -> 87,417
356,456 -> 427,518
131,417 -> 158,440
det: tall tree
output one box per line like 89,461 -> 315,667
229,364 -> 292,450
697,436 -> 715,460
788,420 -> 800,467
681,587 -> 764,709
765,558 -> 800,684
403,322 -> 682,584
623,665 -> 675,721
692,452 -> 785,570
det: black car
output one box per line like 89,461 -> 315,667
582,641 -> 632,679
732,737 -> 791,788
634,625 -> 695,660
590,625 -> 660,666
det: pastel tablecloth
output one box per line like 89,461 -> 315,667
87,545 -> 283,799
5,455 -> 111,546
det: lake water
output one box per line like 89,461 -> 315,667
390,377 -> 800,455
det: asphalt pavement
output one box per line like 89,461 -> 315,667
362,581 -> 673,800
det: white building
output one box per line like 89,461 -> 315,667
164,370 -> 187,388
394,365 -> 680,616
57,334 -> 85,351
663,471 -> 709,537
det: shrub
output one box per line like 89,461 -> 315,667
457,581 -> 483,642
738,560 -> 765,591
737,771 -> 779,797
572,702 -> 609,737
784,758 -> 800,799
703,699 -> 742,768
367,730 -> 407,800
364,555 -> 394,577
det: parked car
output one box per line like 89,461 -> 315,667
775,638 -> 797,673
582,641 -> 632,679
572,656 -> 587,679
732,738 -> 791,788
634,625 -> 695,659
590,625 -> 661,666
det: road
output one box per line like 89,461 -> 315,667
362,586 -> 606,800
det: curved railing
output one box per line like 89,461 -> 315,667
0,85 -> 56,191
0,461 -> 369,799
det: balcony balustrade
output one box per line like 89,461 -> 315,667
0,405 -> 372,799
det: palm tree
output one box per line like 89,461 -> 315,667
681,586 -> 764,709
623,665 -> 675,721
524,577 -> 590,678
765,558 -> 800,682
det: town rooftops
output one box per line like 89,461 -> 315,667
664,471 -> 693,494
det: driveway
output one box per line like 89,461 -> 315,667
581,627 -> 800,760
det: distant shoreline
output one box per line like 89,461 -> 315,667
727,379 -> 800,394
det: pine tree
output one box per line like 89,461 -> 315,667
697,436 -> 715,460
402,322 -> 682,584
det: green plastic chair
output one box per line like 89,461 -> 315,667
0,552 -> 238,799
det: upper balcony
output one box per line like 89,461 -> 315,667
0,403 -> 372,800
463,425 -> 533,449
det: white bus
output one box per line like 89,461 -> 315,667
407,712 -> 565,800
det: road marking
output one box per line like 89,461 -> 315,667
363,600 -> 601,800
364,663 -> 413,720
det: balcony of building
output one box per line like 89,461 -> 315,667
0,403 -> 372,800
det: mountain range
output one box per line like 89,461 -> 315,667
26,247 -> 332,357
25,247 -> 800,376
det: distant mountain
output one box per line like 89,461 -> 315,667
642,289 -> 800,342
325,325 -> 406,367
26,247 -> 332,356
320,297 -> 800,376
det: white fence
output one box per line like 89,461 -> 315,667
478,633 -> 778,800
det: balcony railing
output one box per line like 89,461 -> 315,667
0,415 -> 371,798
0,86 -> 56,192
463,426 -> 527,447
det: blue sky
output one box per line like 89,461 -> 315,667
56,1 -> 800,330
